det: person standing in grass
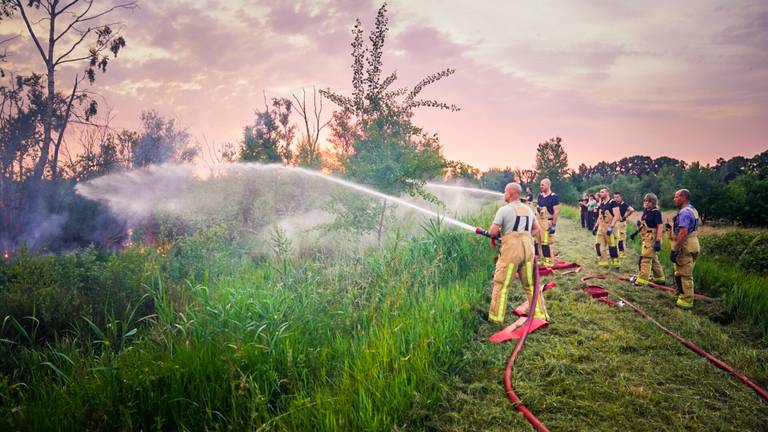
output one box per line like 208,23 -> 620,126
579,193 -> 589,229
535,178 -> 560,267
668,189 -> 700,309
487,183 -> 548,324
613,191 -> 634,258
587,194 -> 598,231
593,187 -> 621,268
630,193 -> 665,286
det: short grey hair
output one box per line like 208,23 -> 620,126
676,189 -> 691,200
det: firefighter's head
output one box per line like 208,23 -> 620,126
504,182 -> 522,203
674,189 -> 691,208
643,193 -> 658,210
539,178 -> 551,194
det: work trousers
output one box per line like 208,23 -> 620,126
616,220 -> 627,257
636,230 -> 665,285
673,236 -> 700,304
489,232 -> 545,323
595,226 -> 620,267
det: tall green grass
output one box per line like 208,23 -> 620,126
0,213 -> 497,431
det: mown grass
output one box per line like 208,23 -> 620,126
0,213 -> 498,431
427,211 -> 768,431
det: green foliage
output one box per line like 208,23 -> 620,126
534,136 -> 569,183
444,160 -> 480,185
699,231 -> 761,263
738,233 -> 768,276
0,247 -> 156,341
239,98 -> 295,164
0,209 -> 496,431
321,3 -> 456,200
480,167 -> 514,192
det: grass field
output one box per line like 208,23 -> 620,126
1,206 -> 767,431
427,213 -> 768,431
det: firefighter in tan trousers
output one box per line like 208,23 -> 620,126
593,187 -> 621,267
667,189 -> 700,309
629,193 -> 666,286
535,179 -> 560,267
487,183 -> 548,324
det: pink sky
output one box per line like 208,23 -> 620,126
2,0 -> 767,170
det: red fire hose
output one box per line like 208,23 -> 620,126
504,257 -> 550,432
581,274 -> 768,402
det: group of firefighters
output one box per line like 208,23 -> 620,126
486,179 -> 701,327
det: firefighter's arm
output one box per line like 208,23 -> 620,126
489,223 -> 501,239
655,223 -> 663,242
552,204 -> 560,227
611,207 -> 620,228
626,206 -> 635,220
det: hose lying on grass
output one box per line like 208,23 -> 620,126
504,257 -> 550,432
581,274 -> 768,402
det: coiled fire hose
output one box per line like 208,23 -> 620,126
581,274 -> 768,402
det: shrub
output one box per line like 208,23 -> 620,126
738,233 -> 768,276
699,231 -> 761,263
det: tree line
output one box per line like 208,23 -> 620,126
445,137 -> 768,227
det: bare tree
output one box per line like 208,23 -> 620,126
291,86 -> 331,168
6,0 -> 136,180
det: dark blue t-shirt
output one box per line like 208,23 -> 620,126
641,209 -> 662,228
537,193 -> 560,215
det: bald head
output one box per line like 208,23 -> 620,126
540,178 -> 551,194
674,189 -> 691,208
504,182 -> 522,203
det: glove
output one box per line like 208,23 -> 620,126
670,250 -> 678,264
592,226 -> 598,235
654,240 -> 661,252
629,231 -> 638,241
548,225 -> 556,235
665,222 -> 672,231
606,227 -> 613,237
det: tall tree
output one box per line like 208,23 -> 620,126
3,0 -> 135,180
131,111 -> 197,168
534,136 -> 569,182
320,3 -> 458,241
240,97 -> 295,164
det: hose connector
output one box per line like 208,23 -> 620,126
475,227 -> 491,238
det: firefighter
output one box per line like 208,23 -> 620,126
629,193 -> 665,286
535,178 -> 560,267
487,182 -> 548,323
667,189 -> 700,309
593,187 -> 621,268
613,192 -> 634,258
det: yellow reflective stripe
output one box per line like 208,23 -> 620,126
609,233 -> 616,247
525,261 -> 534,296
543,231 -> 549,245
489,264 -> 515,322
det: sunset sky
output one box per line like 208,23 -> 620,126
2,0 -> 767,170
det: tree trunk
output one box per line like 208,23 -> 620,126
377,198 -> 387,245
33,6 -> 56,181
51,76 -> 79,180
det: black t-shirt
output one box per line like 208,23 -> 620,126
537,193 -> 560,215
641,209 -> 662,229
599,199 -> 618,219
617,201 -> 630,218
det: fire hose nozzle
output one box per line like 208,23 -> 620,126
475,227 -> 491,238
